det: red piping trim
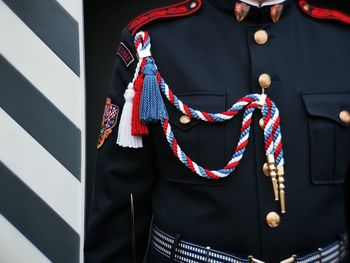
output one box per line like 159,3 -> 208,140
299,0 -> 350,24
127,0 -> 202,36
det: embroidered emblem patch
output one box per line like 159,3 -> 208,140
235,2 -> 250,22
97,97 -> 119,149
117,42 -> 135,67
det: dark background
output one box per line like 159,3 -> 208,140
84,0 -> 177,221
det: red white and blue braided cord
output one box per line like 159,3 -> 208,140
133,31 -> 285,179
162,97 -> 261,179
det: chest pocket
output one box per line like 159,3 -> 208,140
163,91 -> 227,185
301,92 -> 350,185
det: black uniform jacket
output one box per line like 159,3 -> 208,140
85,0 -> 350,262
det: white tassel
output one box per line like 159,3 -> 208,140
117,83 -> 143,148
116,45 -> 145,148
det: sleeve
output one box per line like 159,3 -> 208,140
84,28 -> 156,263
346,170 -> 350,251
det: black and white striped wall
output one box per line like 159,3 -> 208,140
0,0 -> 85,262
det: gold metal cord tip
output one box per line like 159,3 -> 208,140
277,165 -> 286,214
266,155 -> 279,201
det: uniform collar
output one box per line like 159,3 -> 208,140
207,0 -> 291,23
241,0 -> 286,8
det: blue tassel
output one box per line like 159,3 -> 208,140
140,59 -> 168,123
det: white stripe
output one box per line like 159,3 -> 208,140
216,114 -> 232,120
233,101 -> 249,108
178,101 -> 185,113
275,134 -> 281,147
133,59 -> 142,82
323,251 -> 339,262
164,83 -> 170,92
167,124 -> 172,138
0,214 -> 50,263
243,112 -> 253,124
196,111 -> 205,120
272,109 -> 279,123
193,162 -> 201,175
265,118 -> 273,132
212,170 -> 225,178
0,3 -> 82,128
230,154 -> 244,165
279,159 -> 285,166
177,145 -> 182,160
267,143 -> 274,154
322,244 -> 339,256
238,132 -> 250,147
164,84 -> 170,99
0,108 -> 81,233
55,0 -> 80,20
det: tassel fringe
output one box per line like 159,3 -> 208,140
140,59 -> 168,123
116,59 -> 144,148
117,83 -> 143,148
131,73 -> 149,136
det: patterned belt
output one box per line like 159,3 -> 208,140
151,226 -> 347,263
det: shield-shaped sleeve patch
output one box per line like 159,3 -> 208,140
97,97 -> 119,149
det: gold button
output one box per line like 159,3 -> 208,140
180,115 -> 191,124
254,30 -> 268,45
303,3 -> 310,11
266,212 -> 281,228
259,118 -> 264,129
259,73 -> 272,89
190,2 -> 197,8
339,110 -> 350,124
263,163 -> 270,177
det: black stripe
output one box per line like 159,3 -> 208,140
0,55 -> 81,181
0,162 -> 80,263
3,0 -> 80,75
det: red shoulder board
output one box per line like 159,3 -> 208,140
299,0 -> 350,24
127,0 -> 202,36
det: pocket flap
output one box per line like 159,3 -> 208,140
301,92 -> 350,126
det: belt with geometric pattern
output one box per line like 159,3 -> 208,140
150,226 -> 347,263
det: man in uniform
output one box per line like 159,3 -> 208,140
84,0 -> 350,262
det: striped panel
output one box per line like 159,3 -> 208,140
2,0 -> 80,75
0,55 -> 81,180
0,108 -> 81,232
0,0 -> 85,262
0,215 -> 50,263
56,0 -> 80,21
0,3 -> 82,128
0,162 -> 80,263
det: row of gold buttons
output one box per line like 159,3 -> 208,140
254,28 -> 282,228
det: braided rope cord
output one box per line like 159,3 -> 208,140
133,32 -> 285,179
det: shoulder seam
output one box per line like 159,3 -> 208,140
127,0 -> 202,36
299,0 -> 350,24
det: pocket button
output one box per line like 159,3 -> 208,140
180,115 -> 191,125
339,110 -> 350,124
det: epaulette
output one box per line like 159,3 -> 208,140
127,0 -> 202,36
299,0 -> 350,24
